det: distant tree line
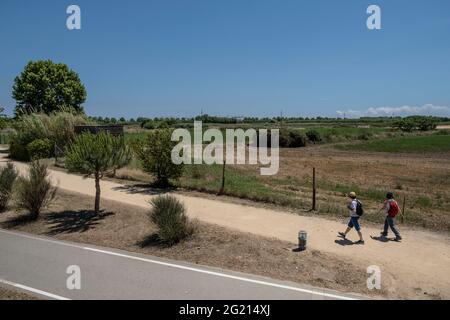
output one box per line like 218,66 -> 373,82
87,114 -> 450,129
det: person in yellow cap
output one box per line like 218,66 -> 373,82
338,192 -> 365,244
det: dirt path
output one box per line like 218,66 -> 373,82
2,153 -> 450,299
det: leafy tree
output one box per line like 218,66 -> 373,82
13,60 -> 86,114
133,129 -> 184,187
65,131 -> 131,213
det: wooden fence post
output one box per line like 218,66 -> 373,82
218,159 -> 226,195
312,167 -> 316,211
401,196 -> 406,223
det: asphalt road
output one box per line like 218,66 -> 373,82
0,229 -> 361,300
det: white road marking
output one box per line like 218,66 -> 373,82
84,247 -> 357,300
0,279 -> 70,300
0,229 -> 358,300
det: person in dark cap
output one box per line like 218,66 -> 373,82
379,192 -> 402,241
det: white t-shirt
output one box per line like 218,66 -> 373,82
348,199 -> 359,217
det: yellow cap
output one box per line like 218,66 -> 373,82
349,192 -> 357,198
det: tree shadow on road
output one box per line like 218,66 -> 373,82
44,210 -> 114,235
112,183 -> 173,196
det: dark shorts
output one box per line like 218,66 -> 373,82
348,216 -> 361,231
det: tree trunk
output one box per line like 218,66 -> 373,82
95,174 -> 101,214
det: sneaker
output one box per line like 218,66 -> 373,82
394,236 -> 402,242
338,232 -> 346,239
354,240 -> 365,245
380,232 -> 387,237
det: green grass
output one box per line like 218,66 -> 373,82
335,135 -> 450,153
178,164 -> 308,208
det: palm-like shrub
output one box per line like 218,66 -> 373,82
0,163 -> 18,212
149,195 -> 196,246
65,131 -> 131,213
15,161 -> 57,219
133,129 -> 184,187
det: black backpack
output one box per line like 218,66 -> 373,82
356,200 -> 364,216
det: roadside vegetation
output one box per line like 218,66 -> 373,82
0,163 -> 18,212
149,195 -> 197,246
131,129 -> 183,187
8,110 -> 89,161
65,131 -> 131,213
14,161 -> 57,220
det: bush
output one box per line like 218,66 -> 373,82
357,130 -> 373,141
143,120 -> 155,130
393,119 -> 415,132
9,138 -> 30,161
27,138 -> 53,159
257,129 -> 307,148
288,130 -> 307,147
278,129 -> 291,147
417,118 -> 437,131
149,195 -> 196,246
9,110 -> 89,161
15,161 -> 57,219
157,121 -> 169,129
0,163 -> 18,212
305,130 -> 322,144
393,117 -> 437,132
133,129 -> 184,187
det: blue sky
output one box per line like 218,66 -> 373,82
1,0 -> 449,118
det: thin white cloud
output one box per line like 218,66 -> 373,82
336,104 -> 450,118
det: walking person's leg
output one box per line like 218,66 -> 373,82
353,217 -> 364,244
339,219 -> 353,239
381,218 -> 389,236
387,217 -> 401,240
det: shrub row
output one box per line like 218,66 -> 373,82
0,162 -> 56,219
9,110 -> 89,161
